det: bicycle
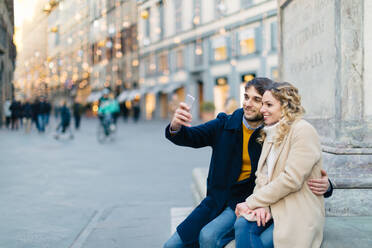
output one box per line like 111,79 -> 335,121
97,113 -> 117,143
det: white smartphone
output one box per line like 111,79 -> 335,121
185,94 -> 195,109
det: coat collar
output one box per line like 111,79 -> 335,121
224,108 -> 263,133
223,108 -> 244,130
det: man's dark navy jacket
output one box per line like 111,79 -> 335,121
165,108 -> 262,247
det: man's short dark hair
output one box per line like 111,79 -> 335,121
244,77 -> 274,96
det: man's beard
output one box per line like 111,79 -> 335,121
244,113 -> 263,122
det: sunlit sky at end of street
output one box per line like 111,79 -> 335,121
14,0 -> 38,28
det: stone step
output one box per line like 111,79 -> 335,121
170,207 -> 193,235
191,167 -> 372,248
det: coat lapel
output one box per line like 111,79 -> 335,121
257,141 -> 272,174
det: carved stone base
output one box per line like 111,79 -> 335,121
323,151 -> 372,216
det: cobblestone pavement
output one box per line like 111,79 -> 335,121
0,118 -> 210,248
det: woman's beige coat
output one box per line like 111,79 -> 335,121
245,119 -> 325,248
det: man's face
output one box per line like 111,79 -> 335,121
242,86 -> 264,123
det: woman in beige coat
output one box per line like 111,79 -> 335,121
235,82 -> 325,248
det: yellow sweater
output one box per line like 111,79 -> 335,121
237,123 -> 254,181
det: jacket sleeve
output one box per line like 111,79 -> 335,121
165,113 -> 226,148
245,122 -> 322,209
324,179 -> 333,198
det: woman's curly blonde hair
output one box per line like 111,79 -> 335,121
259,82 -> 305,146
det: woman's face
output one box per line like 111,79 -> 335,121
260,91 -> 282,125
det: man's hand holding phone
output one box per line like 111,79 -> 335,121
170,94 -> 194,131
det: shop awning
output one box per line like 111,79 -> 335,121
117,85 -> 166,102
117,91 -> 130,103
86,91 -> 103,103
126,89 -> 143,101
148,84 -> 167,94
161,82 -> 185,94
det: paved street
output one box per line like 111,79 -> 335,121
0,118 -> 210,248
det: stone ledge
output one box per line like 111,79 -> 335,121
191,167 -> 372,248
192,167 -> 372,216
322,145 -> 372,155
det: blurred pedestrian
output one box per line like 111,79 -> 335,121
10,99 -> 22,130
38,97 -> 48,132
22,99 -> 33,133
73,100 -> 83,130
32,98 -> 41,132
3,99 -> 11,129
45,99 -> 52,127
132,99 -> 140,122
53,102 -> 60,119
120,102 -> 129,122
110,94 -> 120,124
54,100 -> 72,139
98,91 -> 120,126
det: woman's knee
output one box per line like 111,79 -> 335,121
234,217 -> 260,235
234,217 -> 249,231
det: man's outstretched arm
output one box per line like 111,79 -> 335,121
165,102 -> 222,148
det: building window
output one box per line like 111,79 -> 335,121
158,51 -> 169,73
271,67 -> 279,81
215,0 -> 226,19
239,28 -> 256,55
174,0 -> 182,33
149,54 -> 156,75
144,55 -> 156,76
106,0 -> 115,12
158,1 -> 164,39
145,7 -> 151,38
175,48 -> 184,70
271,22 -> 278,51
144,56 -> 149,75
120,28 -> 126,54
214,76 -> 229,114
193,0 -> 202,26
106,37 -> 114,61
131,25 -> 138,52
238,26 -> 264,56
194,39 -> 203,66
212,36 -> 228,61
92,42 -> 103,64
240,73 -> 256,106
241,0 -> 253,9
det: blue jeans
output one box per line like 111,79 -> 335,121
37,115 -> 45,132
235,217 -> 274,248
163,207 -> 273,248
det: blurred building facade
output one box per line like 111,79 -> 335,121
0,0 -> 16,126
137,0 -> 278,120
13,0 -> 278,121
45,0 -> 91,107
13,0 -> 49,101
87,0 -> 139,114
14,0 -> 139,114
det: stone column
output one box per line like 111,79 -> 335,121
278,0 -> 372,216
